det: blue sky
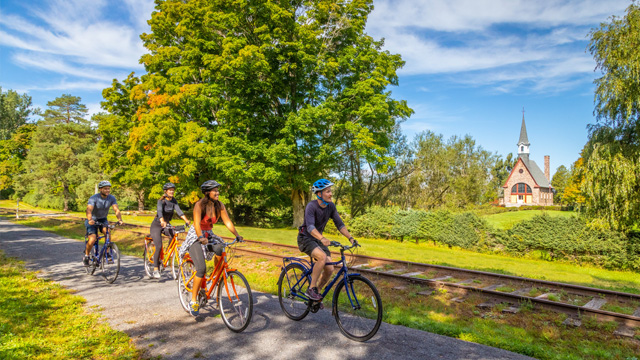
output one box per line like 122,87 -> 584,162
0,0 -> 630,176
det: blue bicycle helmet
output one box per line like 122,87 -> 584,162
311,179 -> 334,193
98,180 -> 111,189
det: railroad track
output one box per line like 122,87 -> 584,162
3,207 -> 639,336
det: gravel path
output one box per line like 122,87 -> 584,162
0,218 -> 535,360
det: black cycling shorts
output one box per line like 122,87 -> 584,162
297,233 -> 330,258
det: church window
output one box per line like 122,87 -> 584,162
520,146 -> 524,152
511,183 -> 531,194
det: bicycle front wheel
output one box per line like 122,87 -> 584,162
332,275 -> 382,342
177,259 -> 195,313
217,270 -> 253,332
101,243 -> 120,284
277,263 -> 310,321
143,244 -> 155,278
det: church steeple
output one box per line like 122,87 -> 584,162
517,109 -> 530,162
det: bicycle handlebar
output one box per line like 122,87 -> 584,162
94,221 -> 118,229
329,240 -> 360,250
164,223 -> 188,234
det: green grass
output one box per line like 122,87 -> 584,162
0,251 -> 139,359
6,215 -> 640,359
3,202 -> 639,296
482,210 -> 577,230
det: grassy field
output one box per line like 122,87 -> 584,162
482,210 -> 577,230
1,201 -> 638,294
0,251 -> 139,359
4,215 -> 640,359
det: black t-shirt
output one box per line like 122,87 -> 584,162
156,198 -> 185,223
301,201 -> 345,237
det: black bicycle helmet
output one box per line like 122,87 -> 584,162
163,182 -> 176,191
200,180 -> 221,193
98,180 -> 112,189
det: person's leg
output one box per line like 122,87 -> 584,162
189,242 -> 206,302
317,261 -> 334,291
309,247 -> 327,289
150,220 -> 163,271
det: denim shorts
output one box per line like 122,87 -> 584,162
85,218 -> 108,236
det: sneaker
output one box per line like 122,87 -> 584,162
306,287 -> 322,301
82,255 -> 90,266
152,270 -> 161,279
189,300 -> 200,316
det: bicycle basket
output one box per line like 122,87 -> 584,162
174,225 -> 186,234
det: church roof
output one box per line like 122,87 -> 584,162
522,157 -> 551,188
518,115 -> 530,145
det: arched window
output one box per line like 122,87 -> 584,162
520,146 -> 524,152
511,183 -> 531,194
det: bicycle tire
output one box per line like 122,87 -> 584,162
177,259 -> 195,313
332,275 -> 382,342
170,250 -> 179,281
101,243 -> 120,284
143,244 -> 155,278
277,263 -> 311,321
217,270 -> 253,332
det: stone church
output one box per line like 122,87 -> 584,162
502,115 -> 553,206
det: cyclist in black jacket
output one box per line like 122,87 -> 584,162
149,182 -> 190,279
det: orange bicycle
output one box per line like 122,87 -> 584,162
144,224 -> 188,280
177,236 -> 253,332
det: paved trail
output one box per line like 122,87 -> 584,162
0,219 -> 535,360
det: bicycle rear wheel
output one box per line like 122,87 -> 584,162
217,270 -> 253,332
332,275 -> 382,342
170,250 -> 179,281
277,263 -> 311,321
143,243 -> 155,278
177,259 -> 195,313
101,243 -> 120,284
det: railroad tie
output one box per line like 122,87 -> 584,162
632,307 -> 640,318
477,298 -> 502,309
510,287 -> 532,296
502,305 -> 520,314
403,272 -> 425,277
482,284 -> 506,291
429,275 -> 452,282
456,279 -> 477,285
613,325 -> 636,338
417,290 -> 435,296
582,297 -> 607,310
535,293 -> 557,300
562,317 -> 582,327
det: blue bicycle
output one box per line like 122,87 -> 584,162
84,221 -> 120,284
277,241 -> 382,341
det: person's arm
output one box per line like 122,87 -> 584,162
331,206 -> 354,244
112,204 -> 123,225
86,204 -> 95,225
174,202 -> 189,226
157,199 -> 166,227
220,204 -> 242,240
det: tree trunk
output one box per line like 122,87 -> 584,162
137,189 -> 145,211
63,183 -> 70,212
292,188 -> 306,228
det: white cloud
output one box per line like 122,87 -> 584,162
21,80 -> 112,92
366,0 -> 628,93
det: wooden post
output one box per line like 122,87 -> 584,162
16,200 -> 19,219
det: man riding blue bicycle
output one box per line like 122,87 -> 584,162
298,178 -> 357,303
83,180 -> 124,266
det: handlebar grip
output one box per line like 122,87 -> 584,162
330,241 -> 342,247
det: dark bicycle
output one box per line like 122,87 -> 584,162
277,241 -> 382,341
84,221 -> 120,284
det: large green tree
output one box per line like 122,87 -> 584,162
584,1 -> 640,230
0,88 -> 37,141
118,0 -> 411,226
0,124 -> 36,196
551,164 -> 571,204
21,95 -> 100,211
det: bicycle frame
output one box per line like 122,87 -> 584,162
282,247 -> 362,307
145,229 -> 181,268
182,246 -> 238,302
88,223 -> 114,262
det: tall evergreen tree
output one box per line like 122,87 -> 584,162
21,95 -> 99,211
0,87 -> 37,141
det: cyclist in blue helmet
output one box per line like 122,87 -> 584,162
297,178 -> 357,304
83,181 -> 123,266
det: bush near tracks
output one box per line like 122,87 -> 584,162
349,207 -> 640,271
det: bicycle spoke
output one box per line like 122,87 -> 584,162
218,271 -> 253,332
333,275 -> 382,342
278,263 -> 310,321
